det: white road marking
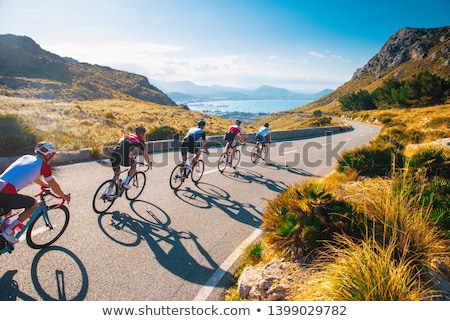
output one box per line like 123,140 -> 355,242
193,227 -> 263,301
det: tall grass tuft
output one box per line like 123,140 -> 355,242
293,234 -> 433,301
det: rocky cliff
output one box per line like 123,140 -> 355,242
352,26 -> 450,80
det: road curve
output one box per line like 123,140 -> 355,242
0,121 -> 381,301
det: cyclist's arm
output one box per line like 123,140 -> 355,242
202,139 -> 209,154
47,178 -> 71,202
33,177 -> 49,189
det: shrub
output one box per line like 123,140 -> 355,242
262,180 -> 363,261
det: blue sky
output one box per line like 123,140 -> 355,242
0,0 -> 449,92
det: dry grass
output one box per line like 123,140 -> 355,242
351,104 -> 450,143
0,96 -> 235,155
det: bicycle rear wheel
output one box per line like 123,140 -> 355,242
191,159 -> 204,182
126,171 -> 146,200
217,152 -> 227,173
231,149 -> 241,168
92,179 -> 117,213
26,205 -> 70,249
169,164 -> 185,190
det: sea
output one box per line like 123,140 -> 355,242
187,99 -> 312,114
187,99 -> 313,122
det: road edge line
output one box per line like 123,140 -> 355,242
193,227 -> 263,301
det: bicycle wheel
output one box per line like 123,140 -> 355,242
169,164 -> 185,190
217,152 -> 228,173
261,144 -> 269,160
26,204 -> 70,249
126,171 -> 146,200
191,159 -> 204,182
231,149 -> 241,168
92,179 -> 117,214
251,146 -> 259,163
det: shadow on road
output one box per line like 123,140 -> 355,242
173,182 -> 262,228
0,246 -> 88,301
96,201 -> 232,286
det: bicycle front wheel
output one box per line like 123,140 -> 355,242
251,146 -> 259,163
261,144 -> 269,160
126,171 -> 146,200
231,149 -> 241,168
217,152 -> 227,173
92,179 -> 117,213
169,164 -> 185,190
191,159 -> 204,182
26,205 -> 70,249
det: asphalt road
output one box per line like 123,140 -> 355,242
0,121 -> 381,301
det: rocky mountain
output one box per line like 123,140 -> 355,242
0,34 -> 176,105
255,25 -> 450,122
352,26 -> 450,80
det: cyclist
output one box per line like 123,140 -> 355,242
255,122 -> 272,155
110,125 -> 152,189
223,120 -> 245,166
180,119 -> 210,172
0,142 -> 71,244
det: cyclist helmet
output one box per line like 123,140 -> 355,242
235,119 -> 242,125
197,119 -> 206,127
135,126 -> 146,134
264,122 -> 269,127
35,141 -> 57,157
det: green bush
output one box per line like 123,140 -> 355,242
147,125 -> 181,141
337,145 -> 399,177
0,114 -> 41,156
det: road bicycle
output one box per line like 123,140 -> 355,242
251,141 -> 270,163
169,153 -> 205,190
0,187 -> 70,255
92,161 -> 150,214
218,142 -> 241,172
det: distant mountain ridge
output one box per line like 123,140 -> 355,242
149,79 -> 333,104
0,33 -> 332,106
0,34 -> 176,105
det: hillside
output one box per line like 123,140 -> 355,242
253,26 -> 450,128
0,34 -> 176,105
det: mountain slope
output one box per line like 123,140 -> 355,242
252,26 -> 450,128
0,34 -> 176,105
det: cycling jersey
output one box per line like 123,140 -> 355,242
225,125 -> 243,142
181,127 -> 206,155
0,155 -> 52,194
111,133 -> 146,168
185,127 -> 206,142
256,127 -> 270,142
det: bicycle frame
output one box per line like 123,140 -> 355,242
112,162 -> 150,198
0,188 -> 66,254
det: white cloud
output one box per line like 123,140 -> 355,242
309,51 -> 325,59
42,41 -> 348,91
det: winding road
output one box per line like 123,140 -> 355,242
0,121 -> 381,301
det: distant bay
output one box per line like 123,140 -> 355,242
187,99 -> 313,114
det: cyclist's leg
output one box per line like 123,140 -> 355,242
230,139 -> 237,162
1,193 -> 36,242
110,151 -> 122,178
124,159 -> 137,186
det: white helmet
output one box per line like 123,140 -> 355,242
35,141 -> 57,157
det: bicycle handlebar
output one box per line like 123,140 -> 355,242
35,187 -> 68,208
136,161 -> 152,172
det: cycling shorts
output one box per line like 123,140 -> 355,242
0,192 -> 35,216
110,149 -> 136,170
